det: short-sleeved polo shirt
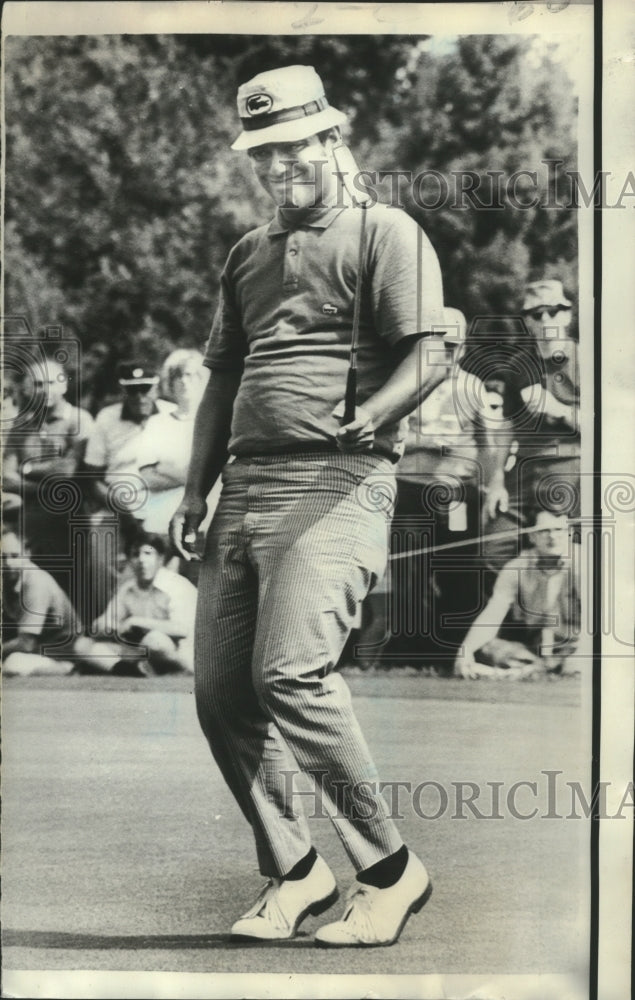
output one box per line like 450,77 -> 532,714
205,202 -> 444,460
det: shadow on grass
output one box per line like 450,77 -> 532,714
3,929 -> 317,950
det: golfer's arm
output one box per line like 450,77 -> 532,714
361,336 -> 447,428
182,369 -> 242,501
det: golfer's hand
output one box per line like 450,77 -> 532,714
454,651 -> 479,680
332,401 -> 375,452
169,497 -> 207,562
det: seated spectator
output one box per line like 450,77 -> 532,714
2,527 -> 80,676
454,508 -> 581,680
2,355 -> 94,593
74,532 -> 197,676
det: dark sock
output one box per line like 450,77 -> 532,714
284,846 -> 318,881
357,844 -> 409,889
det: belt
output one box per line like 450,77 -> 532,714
234,442 -> 399,463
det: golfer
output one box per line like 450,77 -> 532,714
170,64 -> 445,947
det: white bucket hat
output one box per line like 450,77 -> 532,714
231,65 -> 347,151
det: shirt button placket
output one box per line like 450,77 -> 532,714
283,232 -> 301,287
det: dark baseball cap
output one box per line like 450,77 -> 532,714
117,362 -> 159,387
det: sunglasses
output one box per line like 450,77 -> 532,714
523,307 -> 564,320
123,383 -> 155,395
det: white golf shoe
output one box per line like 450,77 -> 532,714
230,854 -> 339,941
314,850 -> 432,947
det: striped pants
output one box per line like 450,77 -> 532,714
194,452 -> 404,877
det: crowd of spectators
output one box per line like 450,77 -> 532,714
357,278 -> 582,678
2,278 -> 582,681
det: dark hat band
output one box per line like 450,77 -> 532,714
241,95 -> 329,132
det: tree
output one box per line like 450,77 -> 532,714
362,35 -> 578,320
4,33 -> 580,406
4,34 -> 422,403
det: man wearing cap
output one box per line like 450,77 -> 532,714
518,279 -> 580,512
170,65 -> 446,947
482,279 -> 580,573
83,362 -> 175,613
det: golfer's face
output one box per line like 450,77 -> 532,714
248,134 -> 335,210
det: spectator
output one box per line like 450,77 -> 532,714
384,308 -> 511,670
74,531 -> 196,676
2,367 -> 21,427
518,279 -> 580,514
454,508 -> 581,680
136,349 -> 217,541
83,361 -> 176,527
2,356 -> 94,592
477,280 -> 580,574
2,526 -> 80,676
82,361 -> 175,614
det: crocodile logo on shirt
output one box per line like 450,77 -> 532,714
246,93 -> 273,116
322,303 -> 339,316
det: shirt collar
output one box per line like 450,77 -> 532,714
267,204 -> 348,236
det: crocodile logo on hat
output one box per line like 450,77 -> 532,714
246,93 -> 273,116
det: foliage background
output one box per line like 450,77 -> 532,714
3,33 -> 579,410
